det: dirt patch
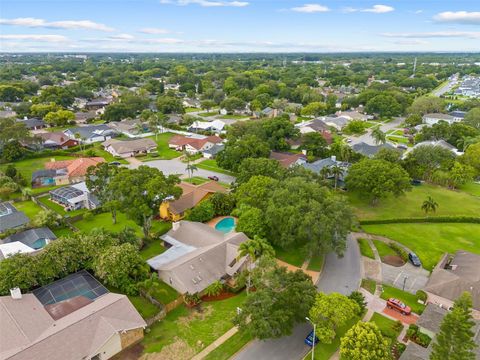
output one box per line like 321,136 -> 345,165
112,343 -> 143,360
177,305 -> 213,327
140,338 -> 195,360
201,291 -> 237,302
382,255 -> 405,267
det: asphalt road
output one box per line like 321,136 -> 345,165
348,117 -> 404,146
130,158 -> 236,184
432,75 -> 458,97
233,236 -> 361,360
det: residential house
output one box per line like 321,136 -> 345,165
182,98 -> 201,108
160,181 -> 227,221
261,107 -> 280,118
107,119 -> 149,137
335,110 -> 372,121
40,157 -> 105,186
0,202 -> 29,233
351,142 -> 397,157
0,271 -> 146,360
36,132 -> 79,149
147,221 -> 248,294
49,182 -> 99,211
202,144 -> 225,159
301,156 -> 350,186
322,116 -> 350,131
0,228 -> 56,260
85,98 -> 111,111
449,110 -> 467,121
0,110 -> 17,118
74,111 -> 96,124
423,113 -> 457,126
424,251 -> 480,319
411,140 -> 463,156
188,120 -> 225,133
16,118 -> 46,130
269,151 -> 307,168
168,134 -> 223,155
102,138 -> 157,158
64,125 -> 117,144
296,118 -> 333,144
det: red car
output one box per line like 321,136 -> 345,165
386,298 -> 411,315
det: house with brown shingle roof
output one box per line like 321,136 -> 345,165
168,135 -> 223,155
425,250 -> 480,319
159,181 -> 227,221
43,157 -> 105,185
36,132 -> 80,149
102,138 -> 157,158
0,272 -> 146,360
269,151 -> 307,168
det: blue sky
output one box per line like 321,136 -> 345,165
0,0 -> 479,52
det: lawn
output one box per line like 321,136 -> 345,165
108,285 -> 160,319
364,223 -> 480,271
183,176 -> 210,185
305,316 -> 362,360
387,135 -> 410,145
204,330 -> 253,360
52,227 -> 74,238
349,183 -> 480,220
380,284 -> 426,314
197,159 -> 235,176
150,280 -> 179,304
142,292 -> 247,355
13,200 -> 44,219
219,114 -> 249,120
370,312 -> 402,340
74,143 -> 128,164
274,245 -> 307,267
307,254 -> 325,271
372,240 -> 397,259
198,111 -> 219,117
357,238 -> 375,259
361,279 -> 376,294
144,133 -> 181,160
140,238 -> 166,260
37,196 -> 86,217
0,155 -> 76,182
185,107 -> 200,113
459,182 -> 480,197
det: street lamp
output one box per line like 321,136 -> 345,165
306,317 -> 316,360
402,275 -> 409,291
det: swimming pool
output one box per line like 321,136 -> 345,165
215,217 -> 235,233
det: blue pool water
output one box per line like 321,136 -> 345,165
31,239 -> 47,250
215,217 -> 235,233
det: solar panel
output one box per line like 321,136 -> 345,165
33,270 -> 109,305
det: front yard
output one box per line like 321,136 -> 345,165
143,133 -> 182,161
380,284 -> 426,314
142,292 -> 247,357
196,159 -> 235,176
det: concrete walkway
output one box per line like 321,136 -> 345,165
191,326 -> 239,360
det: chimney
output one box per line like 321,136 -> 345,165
172,221 -> 180,231
10,287 -> 22,300
331,155 -> 337,162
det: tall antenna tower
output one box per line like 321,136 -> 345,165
412,57 -> 417,77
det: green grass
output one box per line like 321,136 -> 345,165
274,245 -> 307,267
108,285 -> 159,319
74,143 -> 128,164
143,133 -> 181,160
183,176 -> 210,185
140,239 -> 166,260
305,316 -> 362,360
37,196 -> 86,217
13,200 -> 43,219
307,254 -> 325,271
197,159 -> 235,176
73,212 -> 143,236
372,240 -> 397,259
198,111 -> 219,117
348,183 -> 480,220
52,227 -> 74,238
142,292 -> 246,354
357,238 -> 375,259
143,278 -> 179,305
185,107 -> 200,113
370,312 -> 402,340
0,155 -> 76,182
387,135 -> 410,145
380,284 -> 426,314
364,223 -> 480,271
361,279 -> 376,294
458,182 -> 480,197
219,114 -> 249,119
204,330 -> 253,360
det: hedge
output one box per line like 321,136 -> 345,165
359,216 -> 480,225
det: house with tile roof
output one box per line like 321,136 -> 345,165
159,181 -> 227,221
168,134 -> 223,155
147,221 -> 248,294
41,157 -> 105,186
0,271 -> 146,360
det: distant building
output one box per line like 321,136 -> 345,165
107,119 -> 149,137
64,125 -> 117,144
16,118 -> 46,130
36,132 -> 79,150
168,134 -> 223,155
412,140 -> 463,156
202,143 -> 225,159
85,98 -> 111,110
188,120 -> 225,133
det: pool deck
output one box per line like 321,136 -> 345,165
207,216 -> 237,229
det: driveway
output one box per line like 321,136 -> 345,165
130,158 -> 236,184
348,117 -> 404,146
381,262 -> 430,294
233,235 -> 362,360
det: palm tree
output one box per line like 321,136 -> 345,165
237,236 -> 275,294
329,165 -> 343,190
186,163 -> 198,180
148,113 -> 163,139
74,132 -> 83,151
138,274 -> 167,299
21,187 -> 32,201
320,166 -> 331,180
371,127 -> 386,145
458,135 -> 480,152
421,196 -> 439,215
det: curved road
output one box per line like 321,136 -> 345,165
233,235 -> 361,360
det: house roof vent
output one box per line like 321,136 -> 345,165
10,287 -> 22,300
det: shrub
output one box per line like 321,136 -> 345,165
396,342 -> 407,355
416,290 -> 427,302
389,242 -> 408,261
83,212 -> 94,221
186,200 -> 215,222
348,291 -> 367,314
204,281 -> 224,297
360,216 -> 480,225
184,293 -> 201,306
417,332 -> 432,347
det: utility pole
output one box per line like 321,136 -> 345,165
412,57 -> 417,78
306,317 -> 316,360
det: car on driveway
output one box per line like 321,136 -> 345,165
304,331 -> 319,347
386,298 -> 411,315
408,252 -> 422,267
208,175 -> 219,181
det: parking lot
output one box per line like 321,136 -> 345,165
381,262 -> 430,294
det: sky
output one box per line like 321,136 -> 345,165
0,0 -> 479,53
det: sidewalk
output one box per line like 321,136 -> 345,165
191,326 -> 239,360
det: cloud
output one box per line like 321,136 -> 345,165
382,31 -> 480,39
291,4 -> 330,13
108,33 -> 135,40
160,0 -> 248,7
139,27 -> 171,34
361,5 -> 394,13
0,17 -> 114,31
433,11 -> 480,25
393,39 -> 428,45
0,34 -> 68,42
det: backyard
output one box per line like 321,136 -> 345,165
142,292 -> 247,357
13,200 -> 44,219
37,195 -> 86,217
363,223 -> 480,271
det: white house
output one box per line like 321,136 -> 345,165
422,113 -> 457,126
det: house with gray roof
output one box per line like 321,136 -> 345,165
64,124 -> 117,144
301,156 -> 350,185
411,140 -> 463,156
423,113 -> 457,126
147,221 -> 248,295
202,143 -> 225,159
351,142 -> 397,157
0,202 -> 29,233
16,118 -> 46,130
0,227 -> 56,260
